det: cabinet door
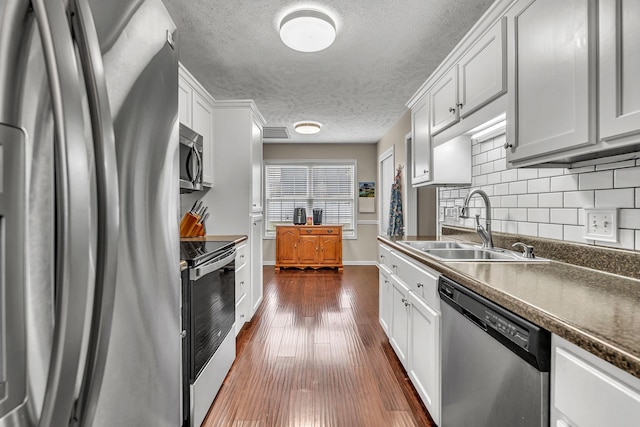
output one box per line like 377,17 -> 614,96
390,276 -> 410,369
408,291 -> 440,426
276,227 -> 299,265
192,90 -> 214,186
430,67 -> 459,136
411,96 -> 432,185
378,268 -> 392,336
319,235 -> 341,265
458,18 -> 506,118
178,77 -> 192,127
250,216 -> 263,315
599,0 -> 640,141
250,120 -> 263,212
298,235 -> 319,264
506,0 -> 597,164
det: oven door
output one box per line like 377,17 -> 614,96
189,249 -> 236,378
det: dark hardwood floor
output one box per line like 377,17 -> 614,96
202,266 -> 435,427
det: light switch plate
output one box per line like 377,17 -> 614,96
583,208 -> 618,243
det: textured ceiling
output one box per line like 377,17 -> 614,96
161,0 -> 495,143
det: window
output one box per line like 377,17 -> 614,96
264,160 -> 357,238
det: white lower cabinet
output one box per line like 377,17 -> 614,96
381,243 -> 441,425
235,243 -> 248,336
378,267 -> 392,335
389,275 -> 410,369
408,290 -> 440,425
551,335 -> 640,427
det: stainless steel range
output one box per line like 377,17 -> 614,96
180,241 -> 236,427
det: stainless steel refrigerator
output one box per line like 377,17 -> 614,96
0,0 -> 181,425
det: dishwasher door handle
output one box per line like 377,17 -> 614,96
463,309 -> 487,331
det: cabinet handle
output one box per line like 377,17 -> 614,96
423,169 -> 428,173
327,229 -> 333,233
504,142 -> 514,149
402,298 -> 410,307
457,102 -> 463,109
449,107 -> 456,113
306,229 -> 312,233
417,283 -> 423,288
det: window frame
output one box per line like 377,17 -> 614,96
263,159 -> 358,239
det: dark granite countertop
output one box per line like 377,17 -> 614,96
378,234 -> 640,380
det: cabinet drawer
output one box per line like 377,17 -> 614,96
235,243 -> 248,270
390,251 -> 440,309
298,227 -> 340,235
378,244 -> 393,270
235,293 -> 248,336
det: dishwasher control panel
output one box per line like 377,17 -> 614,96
483,308 -> 529,350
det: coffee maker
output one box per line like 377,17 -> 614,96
293,207 -> 306,225
312,209 -> 323,225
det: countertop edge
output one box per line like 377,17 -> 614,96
377,235 -> 640,380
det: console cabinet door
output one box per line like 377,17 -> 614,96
276,227 -> 299,265
319,235 -> 341,265
298,235 -> 319,264
506,0 -> 597,164
599,0 -> 640,142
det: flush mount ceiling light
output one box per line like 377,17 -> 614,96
279,10 -> 336,52
294,121 -> 322,134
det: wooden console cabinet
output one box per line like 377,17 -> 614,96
275,225 -> 343,271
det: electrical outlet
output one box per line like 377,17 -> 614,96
583,208 -> 618,243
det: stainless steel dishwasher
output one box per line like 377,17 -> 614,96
439,276 -> 551,427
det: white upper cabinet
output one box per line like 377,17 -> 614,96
430,68 -> 459,136
250,120 -> 263,212
411,95 -> 431,185
505,0 -> 597,166
457,18 -> 507,118
178,63 -> 215,187
599,0 -> 640,142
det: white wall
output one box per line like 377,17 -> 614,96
439,133 -> 640,251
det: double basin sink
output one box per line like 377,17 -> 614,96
398,240 -> 547,262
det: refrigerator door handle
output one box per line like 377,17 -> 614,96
32,0 -> 95,426
68,0 -> 121,426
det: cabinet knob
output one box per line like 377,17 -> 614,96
449,107 -> 456,113
417,283 -> 423,288
457,102 -> 463,109
504,142 -> 514,149
423,169 -> 428,174
306,229 -> 312,233
327,229 -> 333,233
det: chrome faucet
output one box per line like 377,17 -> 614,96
460,188 -> 494,249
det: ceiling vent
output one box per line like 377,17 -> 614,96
263,126 -> 290,139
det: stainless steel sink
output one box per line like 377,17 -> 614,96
424,248 -> 547,262
398,240 -> 469,250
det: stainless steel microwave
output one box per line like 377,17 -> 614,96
179,123 -> 204,193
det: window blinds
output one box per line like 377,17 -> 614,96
264,162 -> 356,237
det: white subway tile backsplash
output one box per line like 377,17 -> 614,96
518,169 -> 538,180
579,170 -> 614,190
563,191 -> 595,208
501,195 -> 518,207
437,133 -> 640,252
615,166 -> 640,188
595,188 -> 635,208
509,181 -> 528,195
619,209 -> 640,229
528,208 -> 550,223
539,223 -> 563,240
539,192 -> 563,208
518,194 -> 538,208
518,222 -> 538,237
495,183 -> 510,195
501,169 -> 518,183
564,225 -> 589,244
528,178 -> 550,193
550,175 -> 578,192
474,151 -> 488,165
538,168 -> 566,178
550,208 -> 579,225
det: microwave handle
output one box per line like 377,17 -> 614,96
192,145 -> 202,184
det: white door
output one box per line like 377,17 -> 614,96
411,97 -> 431,186
250,215 -> 263,315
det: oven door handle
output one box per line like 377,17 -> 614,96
191,250 -> 236,281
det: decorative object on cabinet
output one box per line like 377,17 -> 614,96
275,225 -> 343,271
